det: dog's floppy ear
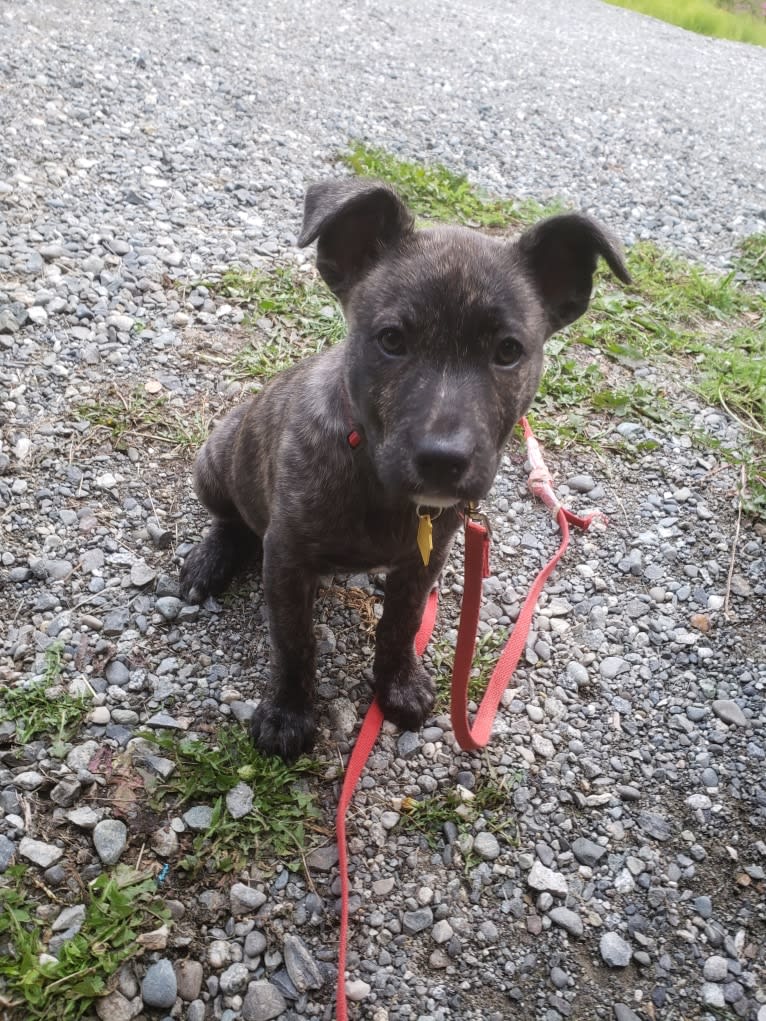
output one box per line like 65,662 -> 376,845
516,214 -> 631,335
298,179 -> 414,298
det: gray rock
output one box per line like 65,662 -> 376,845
613,1006 -> 641,1021
701,982 -> 726,1008
220,962 -> 251,995
550,966 -> 569,989
245,930 -> 268,958
156,596 -> 183,620
638,811 -> 673,841
527,861 -> 568,896
231,882 -> 267,916
146,711 -> 185,729
283,933 -> 323,992
130,561 -> 157,587
19,837 -> 63,868
103,608 -> 130,635
14,770 -> 44,790
93,819 -> 128,864
473,831 -> 501,860
242,980 -> 287,1021
82,254 -> 105,274
226,781 -> 254,819
151,826 -> 179,857
693,896 -> 713,919
0,835 -> 17,872
141,958 -> 177,1009
432,919 -> 453,943
548,906 -> 583,937
66,806 -> 101,828
174,959 -> 203,1001
105,660 -> 131,686
52,904 -> 86,933
712,700 -> 748,727
403,907 -> 434,934
182,805 -> 213,831
600,932 -> 632,967
397,731 -> 421,758
702,954 -> 728,981
107,314 -> 135,332
571,837 -> 607,867
49,778 -> 82,807
566,662 -> 589,687
345,979 -> 371,1001
306,843 -> 338,871
600,656 -> 630,680
136,753 -> 176,779
567,474 -> 596,493
95,990 -> 142,1021
187,1001 -> 206,1021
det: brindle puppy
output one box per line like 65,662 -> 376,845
180,178 -> 630,760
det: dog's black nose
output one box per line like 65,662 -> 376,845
414,436 -> 472,489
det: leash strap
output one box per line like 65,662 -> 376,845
336,590 -> 438,1021
335,420 -> 604,1018
451,508 -> 571,749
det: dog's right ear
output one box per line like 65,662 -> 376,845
298,179 -> 413,299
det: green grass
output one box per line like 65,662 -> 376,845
736,233 -> 766,282
399,768 -> 521,854
138,725 -> 324,873
77,385 -> 211,452
0,865 -> 169,1021
602,0 -> 766,46
0,643 -> 90,754
340,141 -> 564,228
208,267 -> 345,382
537,242 -> 766,514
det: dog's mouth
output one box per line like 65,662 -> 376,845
409,493 -> 463,510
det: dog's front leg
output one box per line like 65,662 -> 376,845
250,533 -> 318,761
373,543 -> 451,732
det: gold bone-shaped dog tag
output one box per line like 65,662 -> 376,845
417,513 -> 433,567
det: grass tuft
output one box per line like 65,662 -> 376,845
0,643 -> 90,751
0,865 -> 169,1021
399,769 -> 521,854
602,0 -> 766,47
735,233 -> 766,282
208,267 -> 345,382
138,725 -> 325,873
77,385 -> 211,453
340,142 -> 564,228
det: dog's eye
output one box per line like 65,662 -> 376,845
377,328 -> 407,358
494,337 -> 523,368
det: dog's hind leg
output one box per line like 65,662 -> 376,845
180,518 -> 259,603
180,426 -> 262,603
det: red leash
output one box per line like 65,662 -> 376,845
335,418 -> 605,1019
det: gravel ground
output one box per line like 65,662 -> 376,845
1,1 -> 765,1020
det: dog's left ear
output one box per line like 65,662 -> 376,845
298,178 -> 413,299
516,214 -> 631,336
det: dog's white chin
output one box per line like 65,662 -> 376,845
410,494 -> 462,509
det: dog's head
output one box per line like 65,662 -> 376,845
299,178 -> 630,509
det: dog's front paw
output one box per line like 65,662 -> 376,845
250,701 -> 317,762
375,660 -> 435,732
